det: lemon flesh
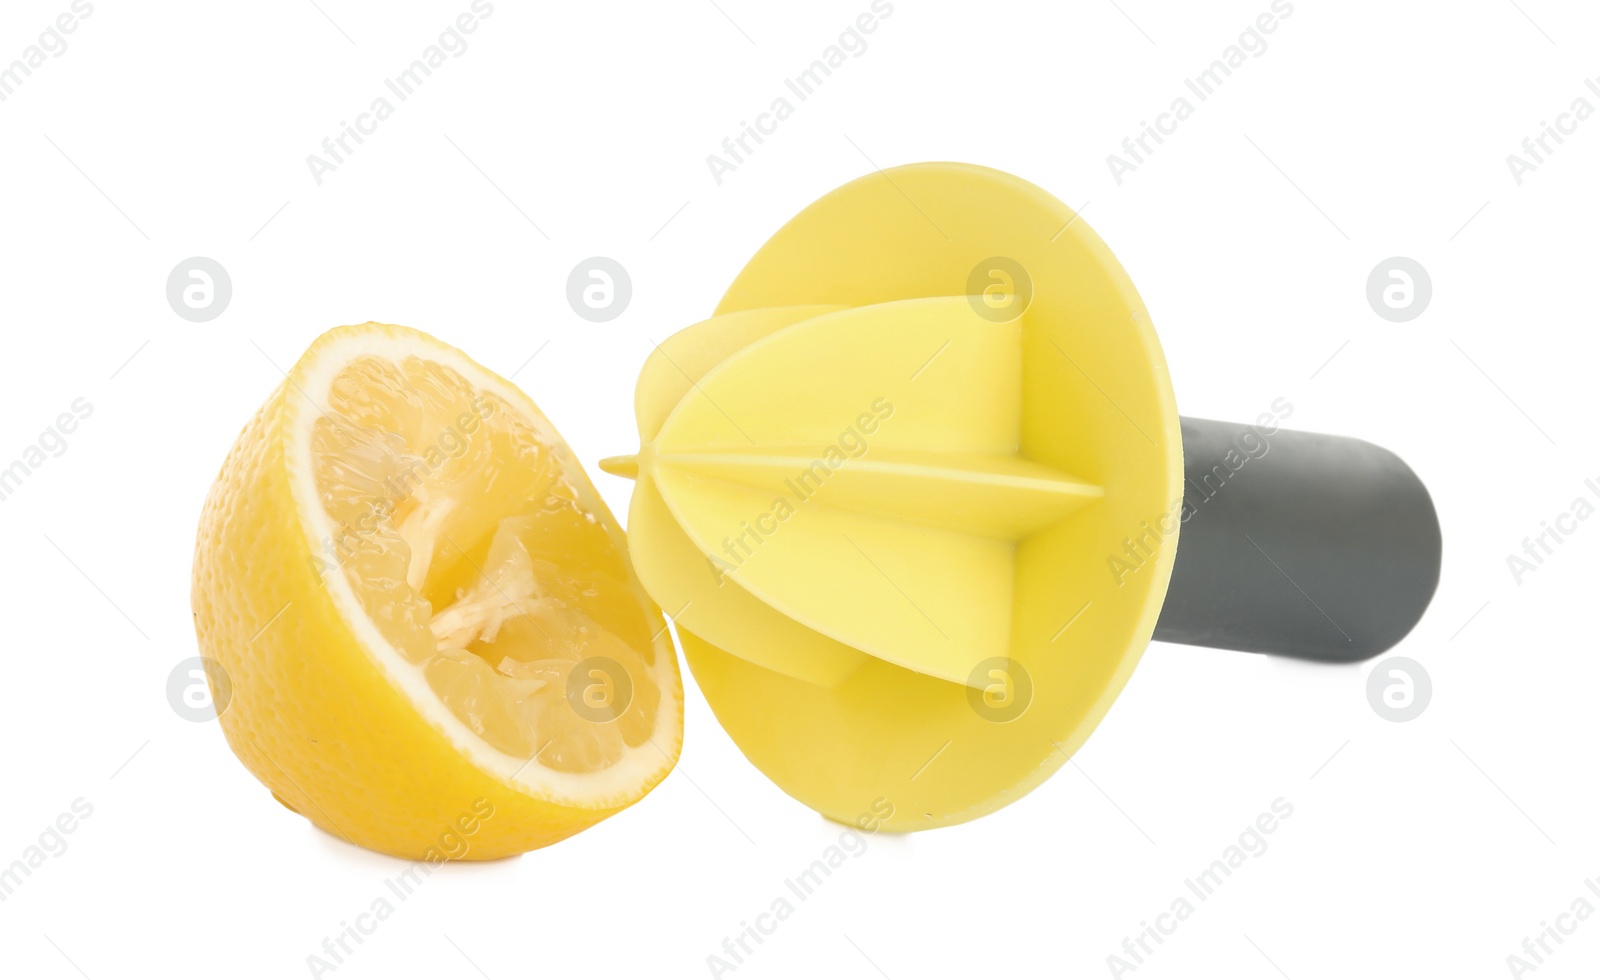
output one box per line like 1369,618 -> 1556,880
192,323 -> 682,859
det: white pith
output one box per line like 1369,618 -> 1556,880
282,324 -> 681,810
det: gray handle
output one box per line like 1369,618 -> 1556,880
1152,417 -> 1441,662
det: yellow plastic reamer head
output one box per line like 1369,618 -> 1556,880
601,162 -> 1183,830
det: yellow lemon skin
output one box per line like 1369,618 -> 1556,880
191,326 -> 681,860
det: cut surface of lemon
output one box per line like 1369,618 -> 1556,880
192,323 -> 682,859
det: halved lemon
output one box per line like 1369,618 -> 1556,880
192,322 -> 682,859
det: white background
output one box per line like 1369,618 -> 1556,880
0,0 -> 1596,977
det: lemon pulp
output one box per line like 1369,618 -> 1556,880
311,354 -> 660,776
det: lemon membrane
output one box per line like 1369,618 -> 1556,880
309,356 -> 658,774
284,326 -> 679,805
